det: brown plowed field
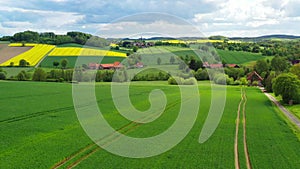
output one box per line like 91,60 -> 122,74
0,44 -> 32,64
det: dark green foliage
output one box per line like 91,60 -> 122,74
53,61 -> 59,68
95,70 -> 114,82
0,69 -> 6,80
194,69 -> 209,80
290,64 -> 300,79
19,59 -> 28,67
32,68 -> 47,81
9,30 -> 97,46
225,68 -> 245,80
13,30 -> 39,43
170,56 -> 175,64
132,46 -> 138,52
157,57 -> 161,65
0,72 -> 6,80
16,71 -> 26,81
167,76 -> 197,85
271,56 -> 289,73
265,72 -> 276,92
132,69 -> 170,81
213,73 -> 234,85
188,59 -> 202,71
273,73 -> 300,104
254,59 -> 269,75
60,59 -> 68,69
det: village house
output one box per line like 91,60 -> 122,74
88,61 -> 123,70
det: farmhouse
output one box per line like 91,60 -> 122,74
226,64 -> 240,68
203,62 -> 223,68
247,71 -> 264,86
89,61 -> 123,70
209,63 -> 223,69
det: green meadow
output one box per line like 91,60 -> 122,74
1,81 -> 299,168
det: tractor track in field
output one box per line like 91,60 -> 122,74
52,96 -> 194,169
234,88 -> 251,169
242,90 -> 252,169
234,88 -> 243,169
52,115 -> 148,169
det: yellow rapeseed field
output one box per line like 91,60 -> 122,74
8,43 -> 37,47
0,44 -> 55,66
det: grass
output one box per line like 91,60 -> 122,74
138,46 -> 266,66
245,88 -> 300,168
1,81 -> 300,168
269,93 -> 300,120
1,67 -> 34,77
39,56 -> 126,68
286,105 -> 300,120
216,49 -> 265,64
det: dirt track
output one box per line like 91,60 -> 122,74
235,88 -> 251,169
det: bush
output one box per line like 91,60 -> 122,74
252,81 -> 259,86
0,72 -> 6,80
194,69 -> 209,80
183,77 -> 197,85
233,80 -> 242,85
32,68 -> 47,81
95,70 -> 115,82
213,73 -> 234,85
213,74 -> 226,85
58,78 -> 64,82
240,77 -> 248,85
168,76 -> 197,85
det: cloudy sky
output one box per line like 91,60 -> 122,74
0,0 -> 300,37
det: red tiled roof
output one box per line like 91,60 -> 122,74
209,64 -> 223,68
227,64 -> 238,68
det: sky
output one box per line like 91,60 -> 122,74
0,0 -> 300,38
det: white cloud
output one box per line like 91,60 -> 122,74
192,0 -> 300,36
0,0 -> 299,37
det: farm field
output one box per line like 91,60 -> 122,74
216,49 -> 265,64
48,47 -> 127,57
0,44 -> 33,65
0,81 -> 299,168
40,56 -> 126,68
40,46 -> 127,68
0,44 -> 55,66
137,46 -> 265,65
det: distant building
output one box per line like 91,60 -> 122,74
209,64 -> 223,69
203,62 -> 210,68
226,64 -> 240,68
135,62 -> 144,68
89,61 -> 123,70
247,71 -> 264,86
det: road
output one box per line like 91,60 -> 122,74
262,90 -> 300,129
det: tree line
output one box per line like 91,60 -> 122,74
0,30 -> 109,47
